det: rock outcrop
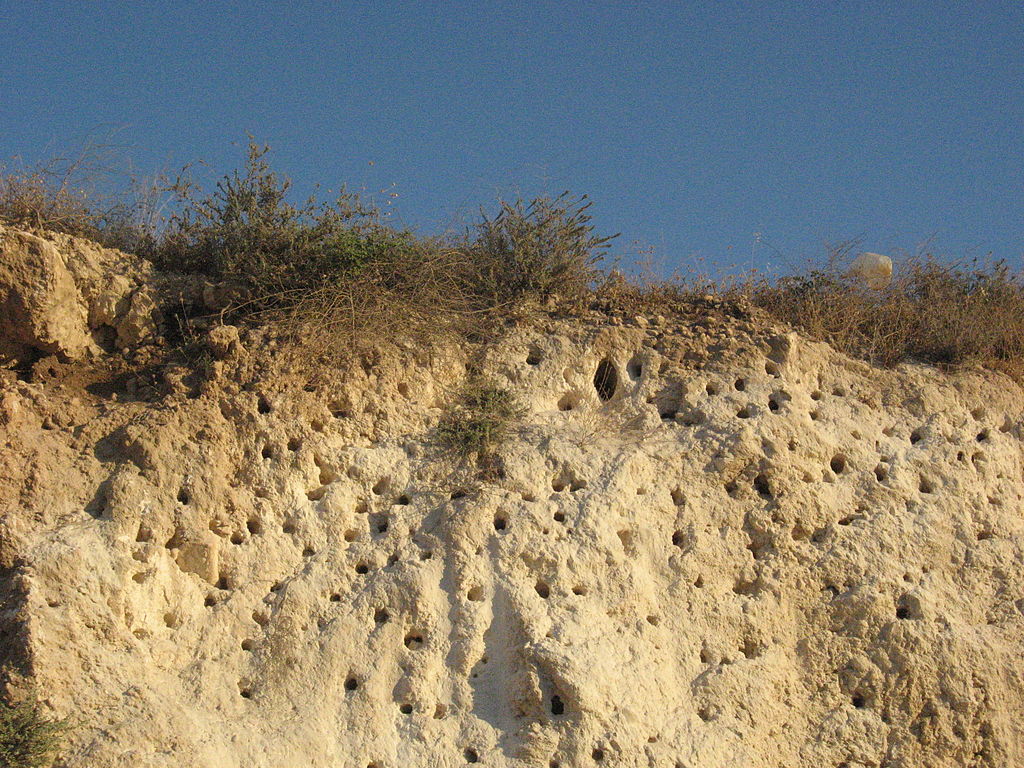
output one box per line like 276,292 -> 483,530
1,229 -> 1023,767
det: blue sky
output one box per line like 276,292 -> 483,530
2,1 -> 1022,275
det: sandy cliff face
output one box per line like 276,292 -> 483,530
2,230 -> 1024,768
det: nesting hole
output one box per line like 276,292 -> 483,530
626,356 -> 643,381
550,694 -> 565,715
593,359 -> 618,401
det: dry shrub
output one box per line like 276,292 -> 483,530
284,242 -> 493,358
746,256 -> 1024,379
0,145 -> 159,253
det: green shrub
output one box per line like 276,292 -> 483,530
436,381 -> 523,459
467,192 -> 617,304
151,140 -> 414,305
0,697 -> 68,768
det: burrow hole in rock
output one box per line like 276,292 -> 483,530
247,518 -> 263,535
741,639 -> 761,658
734,378 -> 746,391
765,360 -> 780,377
672,530 -> 687,548
261,444 -> 274,460
680,409 -> 705,426
287,437 -> 302,452
355,562 -> 369,575
241,639 -> 254,651
345,675 -> 359,691
626,356 -> 643,381
257,396 -> 272,414
203,593 -> 217,607
736,405 -> 754,419
551,694 -> 565,715
830,454 -> 847,474
706,381 -> 721,396
910,428 -> 924,444
592,747 -> 605,761
535,580 -> 551,599
467,586 -> 484,601
593,359 -> 618,401
282,519 -> 297,534
752,473 -> 772,499
919,477 -> 935,494
572,585 -> 588,596
526,347 -> 543,366
553,511 -> 566,523
136,525 -> 152,543
895,599 -> 914,620
558,392 -> 580,411
230,531 -> 245,545
464,748 -> 479,763
395,494 -> 410,506
374,607 -> 390,624
404,632 -> 424,650
671,488 -> 685,506
177,488 -> 190,504
493,514 -> 507,531
248,611 -> 267,628
399,703 -> 413,715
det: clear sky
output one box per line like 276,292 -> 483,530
2,1 -> 1022,276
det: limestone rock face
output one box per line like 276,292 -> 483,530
0,225 -> 202,365
0,228 -> 90,361
1,236 -> 1024,768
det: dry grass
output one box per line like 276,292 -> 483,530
742,256 -> 1024,379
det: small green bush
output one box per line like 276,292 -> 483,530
151,141 -> 414,305
467,192 -> 617,304
0,697 -> 68,768
436,381 -> 523,459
